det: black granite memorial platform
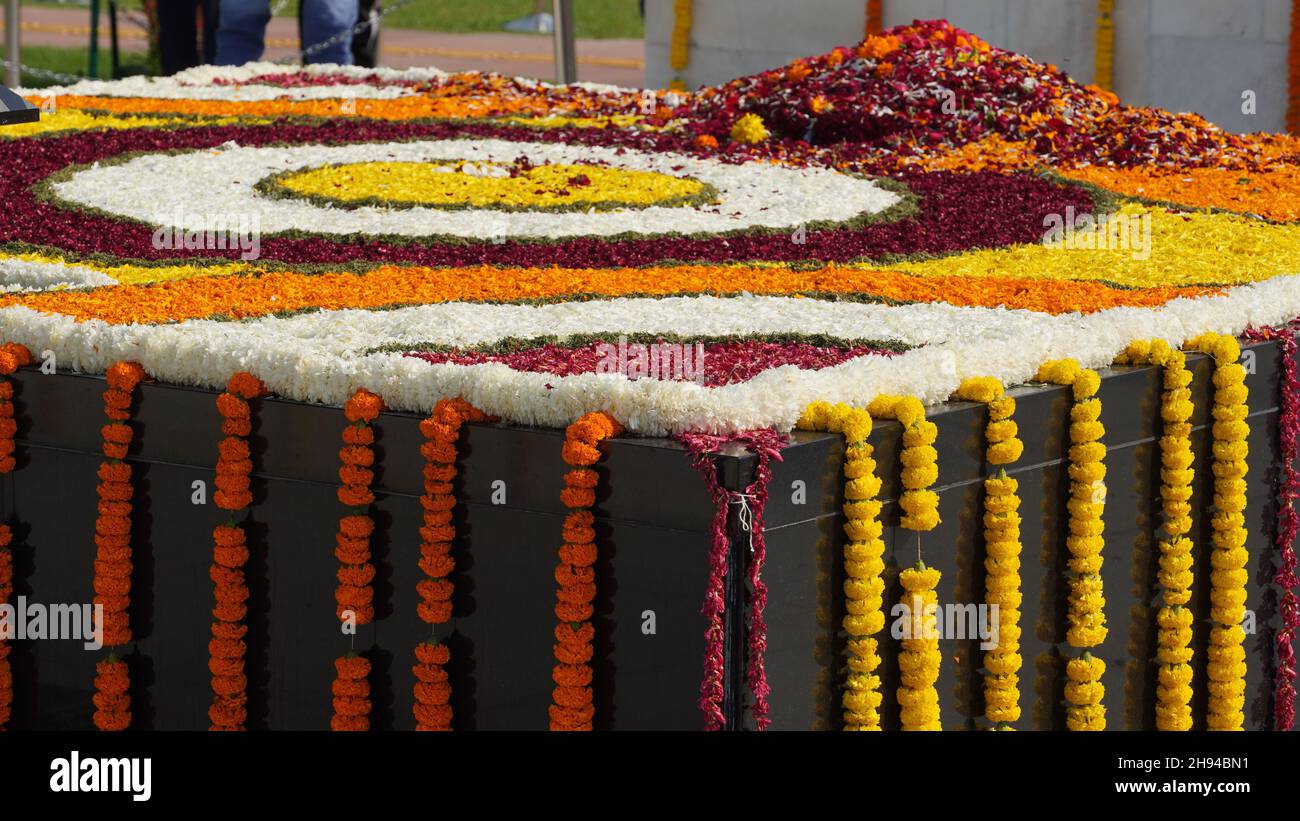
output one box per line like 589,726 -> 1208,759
1,338 -> 1296,730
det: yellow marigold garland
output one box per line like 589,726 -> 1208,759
866,395 -> 941,532
797,401 -> 886,730
669,0 -> 693,89
898,562 -> 942,730
1094,0 -> 1115,92
1189,333 -> 1251,731
1036,359 -> 1108,730
866,394 -> 941,730
1116,340 -> 1196,731
954,377 -> 1025,730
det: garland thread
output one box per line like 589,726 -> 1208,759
551,411 -> 623,731
330,388 -> 382,731
798,402 -> 886,731
92,361 -> 146,732
1036,359 -> 1108,730
866,394 -> 941,730
208,372 -> 265,731
1190,333 -> 1251,731
954,377 -> 1025,730
413,398 -> 494,731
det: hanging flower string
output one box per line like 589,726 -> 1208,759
1094,0 -> 1115,91
208,372 -> 265,731
0,343 -> 29,731
0,344 -> 31,474
551,411 -> 624,731
678,427 -> 787,730
331,388 -> 382,731
953,377 -> 1025,730
413,397 -> 495,731
1116,340 -> 1197,731
679,431 -> 733,730
669,0 -> 693,89
1036,359 -> 1109,730
1246,324 -> 1300,730
1188,333 -> 1251,730
92,361 -> 147,732
864,0 -> 883,38
866,394 -> 941,730
797,402 -> 886,730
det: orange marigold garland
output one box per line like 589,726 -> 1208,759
209,372 -> 265,731
331,388 -> 382,731
551,411 -> 623,731
332,653 -> 372,732
865,0 -> 883,38
92,361 -> 146,731
0,343 -> 32,473
0,344 -> 28,731
0,525 -> 12,730
413,397 -> 494,731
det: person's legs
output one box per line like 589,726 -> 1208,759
301,0 -> 356,65
201,0 -> 222,64
157,0 -> 200,75
213,0 -> 271,66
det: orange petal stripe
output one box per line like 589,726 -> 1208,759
2,264 -> 1217,326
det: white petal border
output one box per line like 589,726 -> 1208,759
50,138 -> 901,240
2,275 -> 1299,435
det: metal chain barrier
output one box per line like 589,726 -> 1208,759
278,0 -> 412,64
0,57 -> 93,85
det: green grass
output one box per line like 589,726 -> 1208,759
31,0 -> 645,37
379,0 -> 645,39
12,44 -> 151,88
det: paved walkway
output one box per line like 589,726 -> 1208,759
3,4 -> 645,86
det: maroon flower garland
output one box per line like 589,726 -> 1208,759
409,339 -> 901,386
1246,323 -> 1300,731
1,121 -> 1092,269
678,428 -> 787,731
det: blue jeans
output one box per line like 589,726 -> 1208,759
215,0 -> 356,66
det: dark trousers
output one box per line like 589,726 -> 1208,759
157,0 -> 221,75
